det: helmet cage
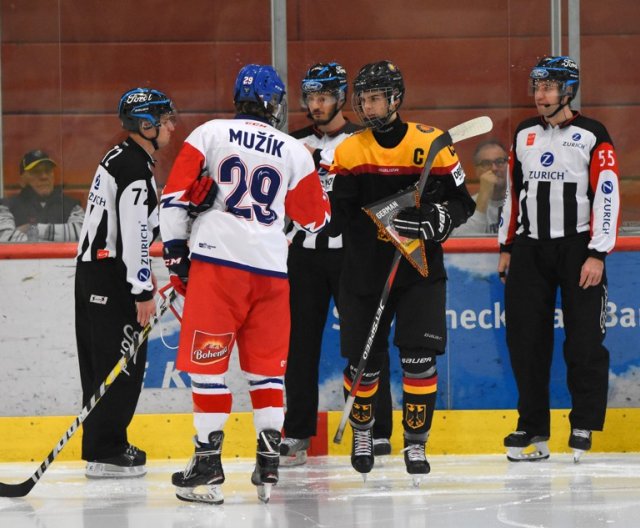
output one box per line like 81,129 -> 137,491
351,61 -> 404,129
119,88 -> 175,132
352,86 -> 402,130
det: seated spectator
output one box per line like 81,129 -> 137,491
0,150 -> 85,242
451,139 -> 508,236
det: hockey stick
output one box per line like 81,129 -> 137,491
0,288 -> 178,498
333,116 -> 493,444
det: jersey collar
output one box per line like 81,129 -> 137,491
234,113 -> 271,126
539,110 -> 580,129
311,118 -> 353,139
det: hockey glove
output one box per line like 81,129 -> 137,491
188,176 -> 217,218
163,242 -> 190,296
392,203 -> 453,243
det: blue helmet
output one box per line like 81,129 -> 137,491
530,56 -> 580,101
234,64 -> 285,106
118,88 -> 175,132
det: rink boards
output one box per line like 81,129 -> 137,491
0,240 -> 639,460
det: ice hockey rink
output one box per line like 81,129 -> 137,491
1,453 -> 639,528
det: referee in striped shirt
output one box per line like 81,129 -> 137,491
498,56 -> 620,461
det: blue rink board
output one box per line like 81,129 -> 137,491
144,251 -> 640,410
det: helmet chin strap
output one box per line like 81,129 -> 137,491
542,94 -> 572,121
139,122 -> 161,150
543,101 -> 567,120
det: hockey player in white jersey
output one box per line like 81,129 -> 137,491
160,64 -> 331,504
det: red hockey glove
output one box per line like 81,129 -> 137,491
392,203 -> 453,243
188,176 -> 217,218
163,242 -> 190,296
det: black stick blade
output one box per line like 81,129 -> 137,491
0,478 -> 35,498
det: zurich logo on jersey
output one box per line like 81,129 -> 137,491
93,174 -> 101,190
540,152 -> 554,167
137,268 -> 151,282
572,133 -> 581,141
601,181 -> 614,194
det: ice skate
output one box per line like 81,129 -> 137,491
569,429 -> 592,463
279,437 -> 310,467
85,444 -> 147,478
351,426 -> 374,480
251,429 -> 281,503
172,431 -> 225,504
504,431 -> 550,462
373,438 -> 392,456
402,440 -> 430,487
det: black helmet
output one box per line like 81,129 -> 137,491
529,56 -> 580,101
301,62 -> 348,105
352,60 -> 404,129
118,88 -> 175,132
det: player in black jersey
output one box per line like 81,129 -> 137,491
75,88 -> 176,478
330,61 -> 475,480
281,63 -> 394,465
498,56 -> 621,462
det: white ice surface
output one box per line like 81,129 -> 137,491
1,453 -> 639,528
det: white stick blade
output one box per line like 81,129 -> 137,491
449,116 -> 493,144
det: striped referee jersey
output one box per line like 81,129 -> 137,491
286,121 -> 361,249
76,138 -> 159,301
499,113 -> 620,256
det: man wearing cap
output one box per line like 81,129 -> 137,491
0,150 -> 85,242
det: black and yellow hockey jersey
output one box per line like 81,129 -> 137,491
331,121 -> 475,294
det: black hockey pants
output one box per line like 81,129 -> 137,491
283,247 -> 392,440
75,260 -> 147,461
505,234 -> 609,437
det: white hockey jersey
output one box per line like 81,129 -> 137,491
160,116 -> 331,277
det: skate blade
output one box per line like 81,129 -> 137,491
85,462 -> 146,479
175,485 -> 224,505
256,483 -> 272,503
506,443 -> 550,462
411,475 -> 423,488
573,449 -> 587,463
280,450 -> 307,467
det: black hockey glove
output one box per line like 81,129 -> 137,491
188,175 -> 218,218
163,242 -> 190,296
392,203 -> 453,243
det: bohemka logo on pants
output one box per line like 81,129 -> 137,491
89,294 -> 108,305
191,330 -> 234,366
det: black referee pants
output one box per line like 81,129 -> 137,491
75,260 -> 147,461
505,235 -> 609,437
283,247 -> 392,440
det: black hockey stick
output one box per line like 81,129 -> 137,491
333,116 -> 493,444
0,288 -> 178,498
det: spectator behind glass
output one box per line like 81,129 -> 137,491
451,139 -> 508,236
0,150 -> 85,242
